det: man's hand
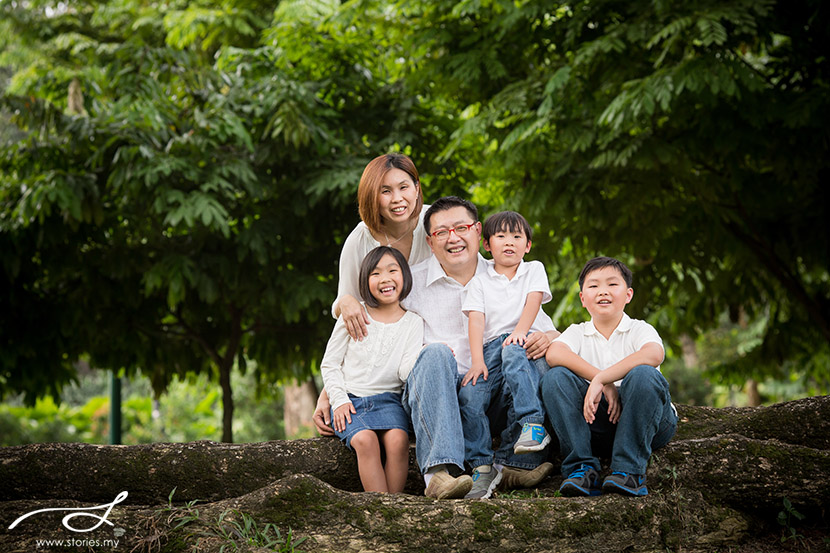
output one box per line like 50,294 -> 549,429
461,362 -> 489,386
523,331 -> 553,360
312,389 -> 335,436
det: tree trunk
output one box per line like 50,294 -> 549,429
2,397 -> 828,552
219,360 -> 233,443
283,378 -> 319,438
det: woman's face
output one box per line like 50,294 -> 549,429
378,168 -> 419,227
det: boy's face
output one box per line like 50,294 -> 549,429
483,227 -> 531,269
579,266 -> 633,320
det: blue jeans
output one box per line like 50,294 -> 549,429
402,343 -> 548,474
457,336 -> 549,470
541,365 -> 677,477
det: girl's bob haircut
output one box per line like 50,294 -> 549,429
358,153 -> 423,234
358,246 -> 413,308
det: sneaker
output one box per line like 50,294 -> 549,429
559,464 -> 601,497
465,465 -> 503,499
425,471 -> 473,499
602,471 -> 648,496
497,462 -> 554,491
514,423 -> 552,454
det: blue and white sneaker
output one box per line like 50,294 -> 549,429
602,471 -> 648,496
559,464 -> 601,497
513,423 -> 551,454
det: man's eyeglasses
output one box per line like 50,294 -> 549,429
429,223 -> 477,241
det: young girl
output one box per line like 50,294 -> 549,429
320,246 -> 424,493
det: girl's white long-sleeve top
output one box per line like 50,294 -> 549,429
321,307 -> 425,410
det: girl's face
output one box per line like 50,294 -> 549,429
368,253 -> 405,306
378,168 -> 419,227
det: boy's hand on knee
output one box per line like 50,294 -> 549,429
502,331 -> 527,347
603,383 -> 621,424
583,379 -> 604,424
333,402 -> 356,433
462,362 -> 488,386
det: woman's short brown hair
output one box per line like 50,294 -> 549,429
358,153 -> 423,234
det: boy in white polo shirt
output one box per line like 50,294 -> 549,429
541,257 -> 677,497
460,211 -> 557,499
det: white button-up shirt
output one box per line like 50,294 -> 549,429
403,254 -> 489,375
461,259 -> 556,343
554,313 -> 663,385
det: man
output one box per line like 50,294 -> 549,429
313,197 -> 556,498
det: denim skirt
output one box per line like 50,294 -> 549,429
332,391 -> 411,450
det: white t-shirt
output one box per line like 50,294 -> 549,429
332,206 -> 432,316
461,259 -> 556,343
320,307 -> 424,410
402,254 -> 489,375
554,313 -> 663,385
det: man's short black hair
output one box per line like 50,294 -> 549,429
482,211 -> 532,242
358,246 -> 413,307
424,196 -> 478,235
578,256 -> 633,289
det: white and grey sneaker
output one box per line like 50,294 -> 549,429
464,465 -> 503,499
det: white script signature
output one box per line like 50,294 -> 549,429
8,491 -> 128,533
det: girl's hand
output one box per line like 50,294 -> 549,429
339,295 -> 370,341
462,362 -> 488,387
604,383 -> 621,424
333,402 -> 356,433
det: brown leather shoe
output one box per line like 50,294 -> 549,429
425,471 -> 473,499
497,461 -> 554,491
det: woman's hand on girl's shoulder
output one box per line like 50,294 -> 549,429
339,295 -> 370,341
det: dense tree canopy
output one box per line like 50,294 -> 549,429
1,0 -> 827,440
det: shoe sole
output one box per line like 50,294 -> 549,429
432,475 -> 473,499
465,470 -> 503,499
513,434 -> 552,455
559,482 -> 601,497
602,481 -> 648,496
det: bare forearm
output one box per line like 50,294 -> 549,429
468,312 -> 486,366
514,292 -> 543,336
545,342 -> 601,380
593,343 -> 664,385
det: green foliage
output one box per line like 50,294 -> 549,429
385,0 -> 830,384
777,497 -> 806,544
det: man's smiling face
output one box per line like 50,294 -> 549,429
426,206 -> 481,273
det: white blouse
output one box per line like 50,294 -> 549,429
321,307 -> 425,410
332,206 -> 432,316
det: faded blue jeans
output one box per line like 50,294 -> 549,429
457,336 -> 549,470
541,364 -> 677,477
402,343 -> 548,474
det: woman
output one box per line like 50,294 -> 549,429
333,153 -> 431,340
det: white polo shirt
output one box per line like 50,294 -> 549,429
402,254 -> 489,375
461,259 -> 556,343
554,313 -> 663,385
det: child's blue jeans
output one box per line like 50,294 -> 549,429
540,364 -> 677,477
459,333 -> 549,470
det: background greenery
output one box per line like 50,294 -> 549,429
1,0 -> 827,445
